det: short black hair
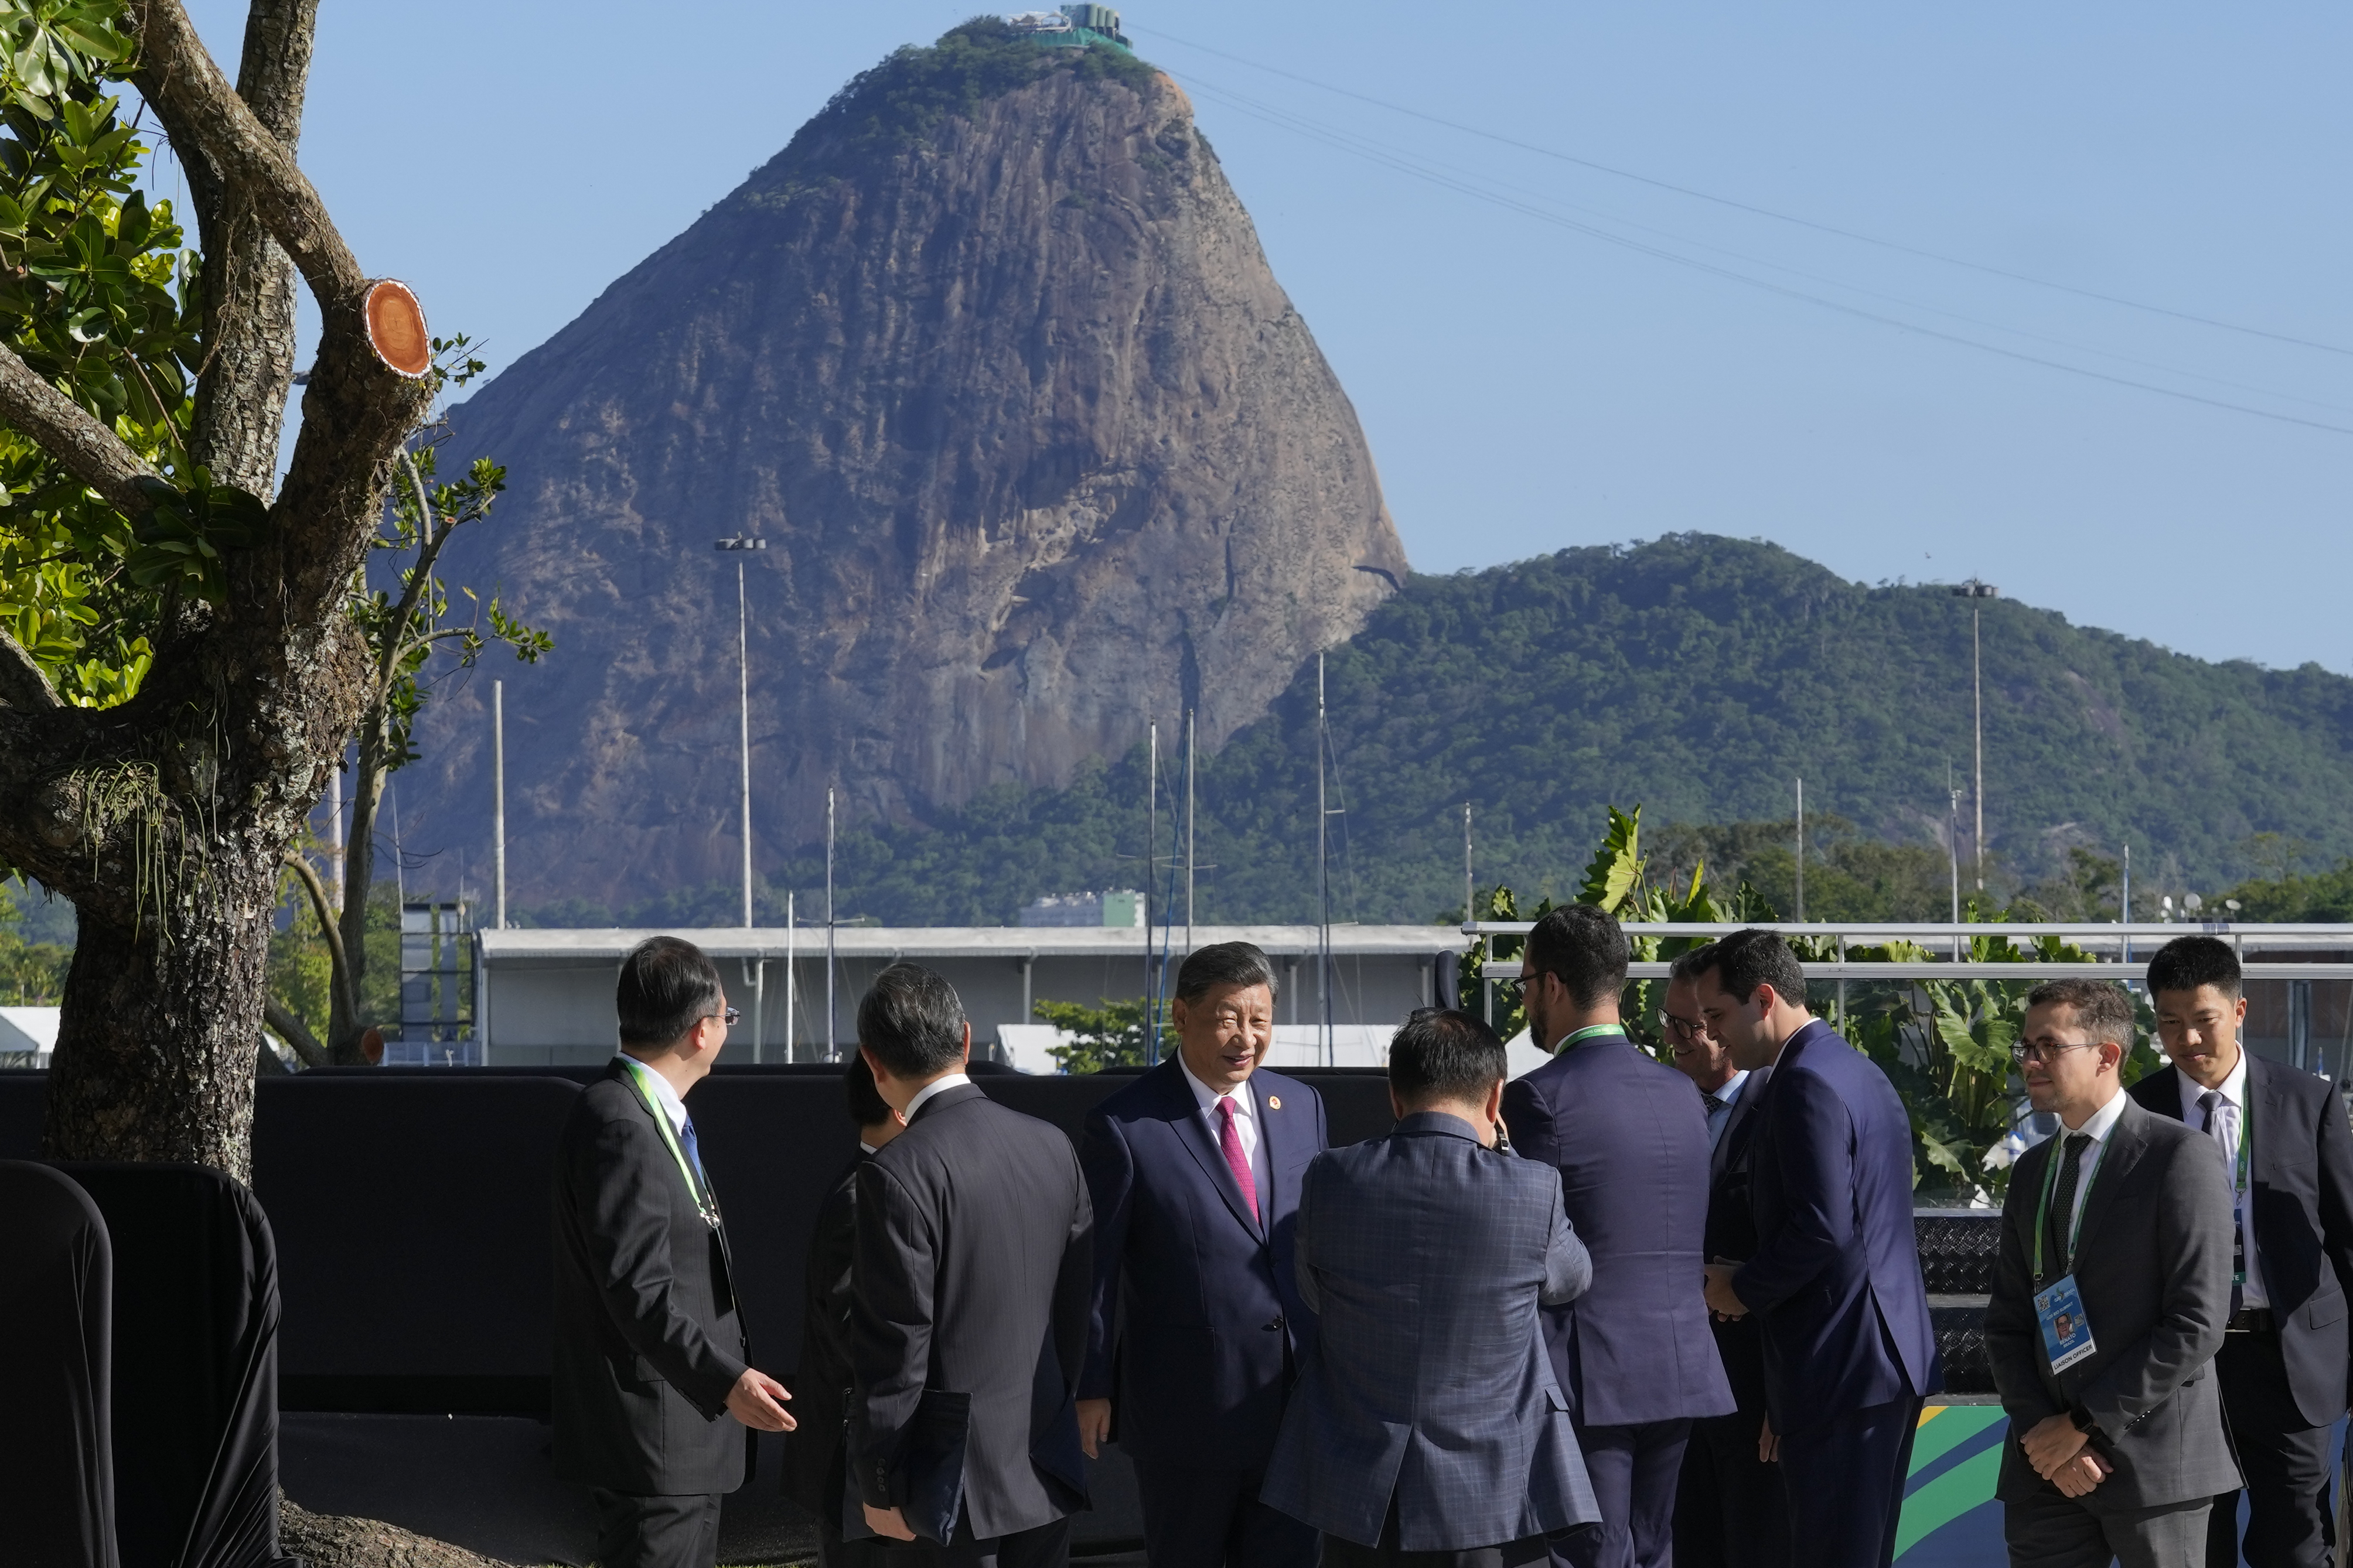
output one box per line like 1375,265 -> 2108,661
616,936 -> 724,1049
1667,942 -> 1717,983
1389,1007 -> 1508,1107
1689,928 -> 1806,1010
2025,978 -> 2136,1048
844,1051 -> 893,1128
1522,905 -> 1629,1008
1175,941 -> 1280,1003
2146,935 -> 2243,1002
857,962 -> 969,1078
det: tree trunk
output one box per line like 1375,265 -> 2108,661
39,863 -> 278,1187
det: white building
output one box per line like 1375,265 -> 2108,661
475,924 -> 1468,1068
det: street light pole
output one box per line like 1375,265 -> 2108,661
1952,579 -> 1999,890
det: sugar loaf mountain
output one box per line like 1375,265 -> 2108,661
405,18 -> 1406,906
405,19 -> 2353,922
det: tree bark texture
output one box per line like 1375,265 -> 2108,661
0,0 -> 434,1180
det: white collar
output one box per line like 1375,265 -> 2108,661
614,1052 -> 690,1133
1178,1052 -> 1252,1116
905,1072 -> 971,1121
2062,1084 -> 2129,1149
2177,1051 -> 2249,1116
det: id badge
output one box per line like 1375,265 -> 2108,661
2036,1274 -> 2096,1374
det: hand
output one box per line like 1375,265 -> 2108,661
1703,1263 -> 1748,1320
1758,1415 -> 1779,1464
865,1504 -> 918,1542
725,1368 -> 795,1432
2051,1450 -> 2110,1499
2020,1412 -> 2088,1480
1077,1398 -> 1112,1460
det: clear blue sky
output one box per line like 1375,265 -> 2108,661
185,1 -> 2353,672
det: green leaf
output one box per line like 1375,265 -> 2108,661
1576,804 -> 1645,913
51,19 -> 127,62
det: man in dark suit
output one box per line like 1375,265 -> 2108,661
851,962 -> 1093,1568
1662,948 -> 1785,1568
1502,906 -> 1733,1568
1694,928 -> 1937,1568
782,1054 -> 908,1568
1989,978 -> 2239,1566
553,935 -> 796,1568
2127,936 -> 2353,1568
1078,941 -> 1327,1568
1263,1007 -> 1600,1566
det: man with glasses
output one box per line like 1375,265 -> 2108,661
1987,978 -> 2237,1568
1665,946 -> 1784,1568
554,935 -> 796,1568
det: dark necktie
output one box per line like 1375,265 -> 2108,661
678,1116 -> 714,1207
1702,1092 -> 1729,1119
2045,1133 -> 2093,1279
2201,1090 -> 2245,1316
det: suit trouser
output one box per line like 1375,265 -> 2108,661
2206,1327 -> 2335,1568
1670,1406 -> 1788,1568
2005,1482 -> 2210,1568
1774,1396 -> 1919,1568
1547,1418 -> 1690,1568
934,1513 -> 1072,1568
590,1488 -> 725,1568
1325,1490 -> 1549,1568
1134,1458 -> 1321,1568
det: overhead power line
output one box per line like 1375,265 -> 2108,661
1134,25 -> 2353,361
1154,67 -> 2353,439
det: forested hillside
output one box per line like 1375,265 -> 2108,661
521,534 -> 2353,929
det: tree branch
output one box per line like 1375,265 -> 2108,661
281,849 -> 361,1034
0,624 -> 62,711
262,998 -> 328,1068
125,0 -> 363,302
0,343 -> 161,517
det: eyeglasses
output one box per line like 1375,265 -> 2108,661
710,1006 -> 742,1027
1659,1012 -> 1707,1041
2010,1040 -> 2093,1064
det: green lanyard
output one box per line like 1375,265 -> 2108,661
618,1057 -> 721,1229
1554,1024 -> 1626,1051
2031,1125 -> 2110,1284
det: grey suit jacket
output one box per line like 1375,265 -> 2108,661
850,1083 -> 1093,1540
1261,1112 -> 1600,1551
1986,1092 -> 2241,1513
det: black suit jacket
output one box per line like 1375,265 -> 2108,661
1703,1067 -> 1771,1417
782,1150 -> 865,1516
552,1061 -> 751,1494
851,1082 -> 1093,1540
2128,1053 -> 2353,1424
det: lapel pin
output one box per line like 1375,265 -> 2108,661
1268,1095 -> 1282,1109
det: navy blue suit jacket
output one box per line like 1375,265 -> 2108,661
1501,1029 -> 1734,1427
1079,1058 -> 1326,1468
2127,1051 -> 2353,1425
1263,1113 -> 1598,1552
1733,1021 -> 1939,1433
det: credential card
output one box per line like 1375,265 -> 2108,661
2035,1274 -> 2096,1374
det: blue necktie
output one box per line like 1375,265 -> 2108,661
678,1115 -> 712,1199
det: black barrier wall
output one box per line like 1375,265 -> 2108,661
0,1067 -> 1403,1416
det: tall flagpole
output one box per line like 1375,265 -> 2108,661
1185,709 -> 1196,956
492,680 -> 507,930
1318,654 -> 1331,1066
826,785 -> 837,1059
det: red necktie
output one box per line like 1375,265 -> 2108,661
1218,1096 -> 1260,1225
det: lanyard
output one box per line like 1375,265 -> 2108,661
1556,1024 -> 1626,1050
618,1058 -> 721,1229
2031,1126 -> 2110,1284
2217,1091 -> 2251,1199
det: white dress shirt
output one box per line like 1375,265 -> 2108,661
1179,1054 -> 1272,1211
2054,1086 -> 2130,1242
613,1051 -> 689,1135
905,1072 -> 971,1122
2179,1054 -> 2266,1309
